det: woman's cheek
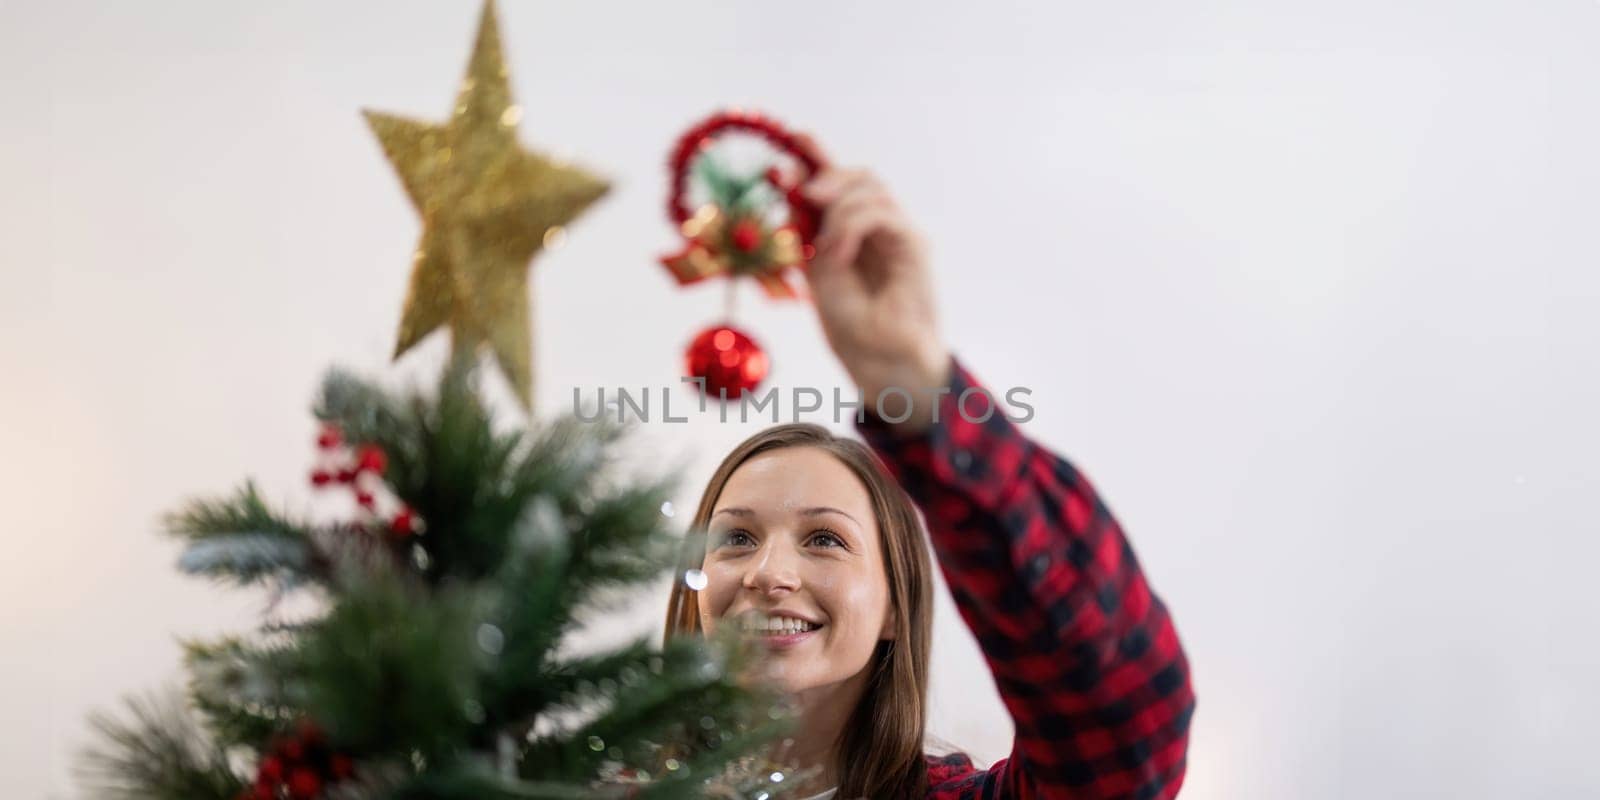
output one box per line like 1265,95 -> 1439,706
699,561 -> 740,630
820,564 -> 884,623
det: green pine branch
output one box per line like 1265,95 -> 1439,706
164,482 -> 320,587
521,629 -> 783,784
291,567 -> 484,760
183,636 -> 303,746
75,688 -> 245,800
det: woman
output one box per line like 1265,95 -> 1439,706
663,139 -> 1195,799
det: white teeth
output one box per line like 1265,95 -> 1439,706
739,615 -> 819,634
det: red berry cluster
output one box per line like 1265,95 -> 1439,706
729,218 -> 764,253
241,720 -> 353,800
665,109 -> 825,249
308,424 -> 422,539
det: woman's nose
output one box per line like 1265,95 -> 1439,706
742,542 -> 801,595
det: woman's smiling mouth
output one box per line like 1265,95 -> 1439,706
737,612 -> 825,650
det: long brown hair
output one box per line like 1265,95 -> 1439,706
663,423 -> 935,798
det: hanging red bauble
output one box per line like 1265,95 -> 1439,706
685,324 -> 768,398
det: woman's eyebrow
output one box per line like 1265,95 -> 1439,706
712,506 -> 861,525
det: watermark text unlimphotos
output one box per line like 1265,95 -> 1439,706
571,379 -> 1034,425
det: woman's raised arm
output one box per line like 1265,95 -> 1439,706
856,358 -> 1194,798
799,147 -> 1194,798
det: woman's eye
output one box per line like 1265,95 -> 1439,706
719,530 -> 755,548
715,529 -> 842,549
808,530 -> 845,548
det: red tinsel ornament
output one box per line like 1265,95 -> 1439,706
660,109 -> 822,300
661,109 -> 825,399
685,324 -> 768,398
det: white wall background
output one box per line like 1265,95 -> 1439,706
3,1 -> 1597,797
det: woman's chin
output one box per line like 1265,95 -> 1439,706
751,657 -> 809,691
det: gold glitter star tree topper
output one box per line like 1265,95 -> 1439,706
364,0 -> 608,410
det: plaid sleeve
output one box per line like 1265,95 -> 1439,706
855,355 -> 1194,800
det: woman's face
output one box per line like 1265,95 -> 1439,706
699,446 -> 894,695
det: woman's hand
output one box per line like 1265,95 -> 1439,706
796,136 -> 951,433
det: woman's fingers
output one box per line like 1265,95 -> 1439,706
801,166 -> 873,206
803,170 -> 868,283
791,150 -> 946,421
804,180 -> 884,324
814,172 -> 906,265
815,192 -> 901,278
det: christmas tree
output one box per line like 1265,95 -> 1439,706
78,358 -> 797,800
75,3 -> 802,798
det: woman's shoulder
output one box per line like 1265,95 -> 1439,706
923,751 -> 980,789
923,750 -> 1036,797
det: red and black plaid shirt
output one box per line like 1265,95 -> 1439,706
856,355 -> 1195,799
